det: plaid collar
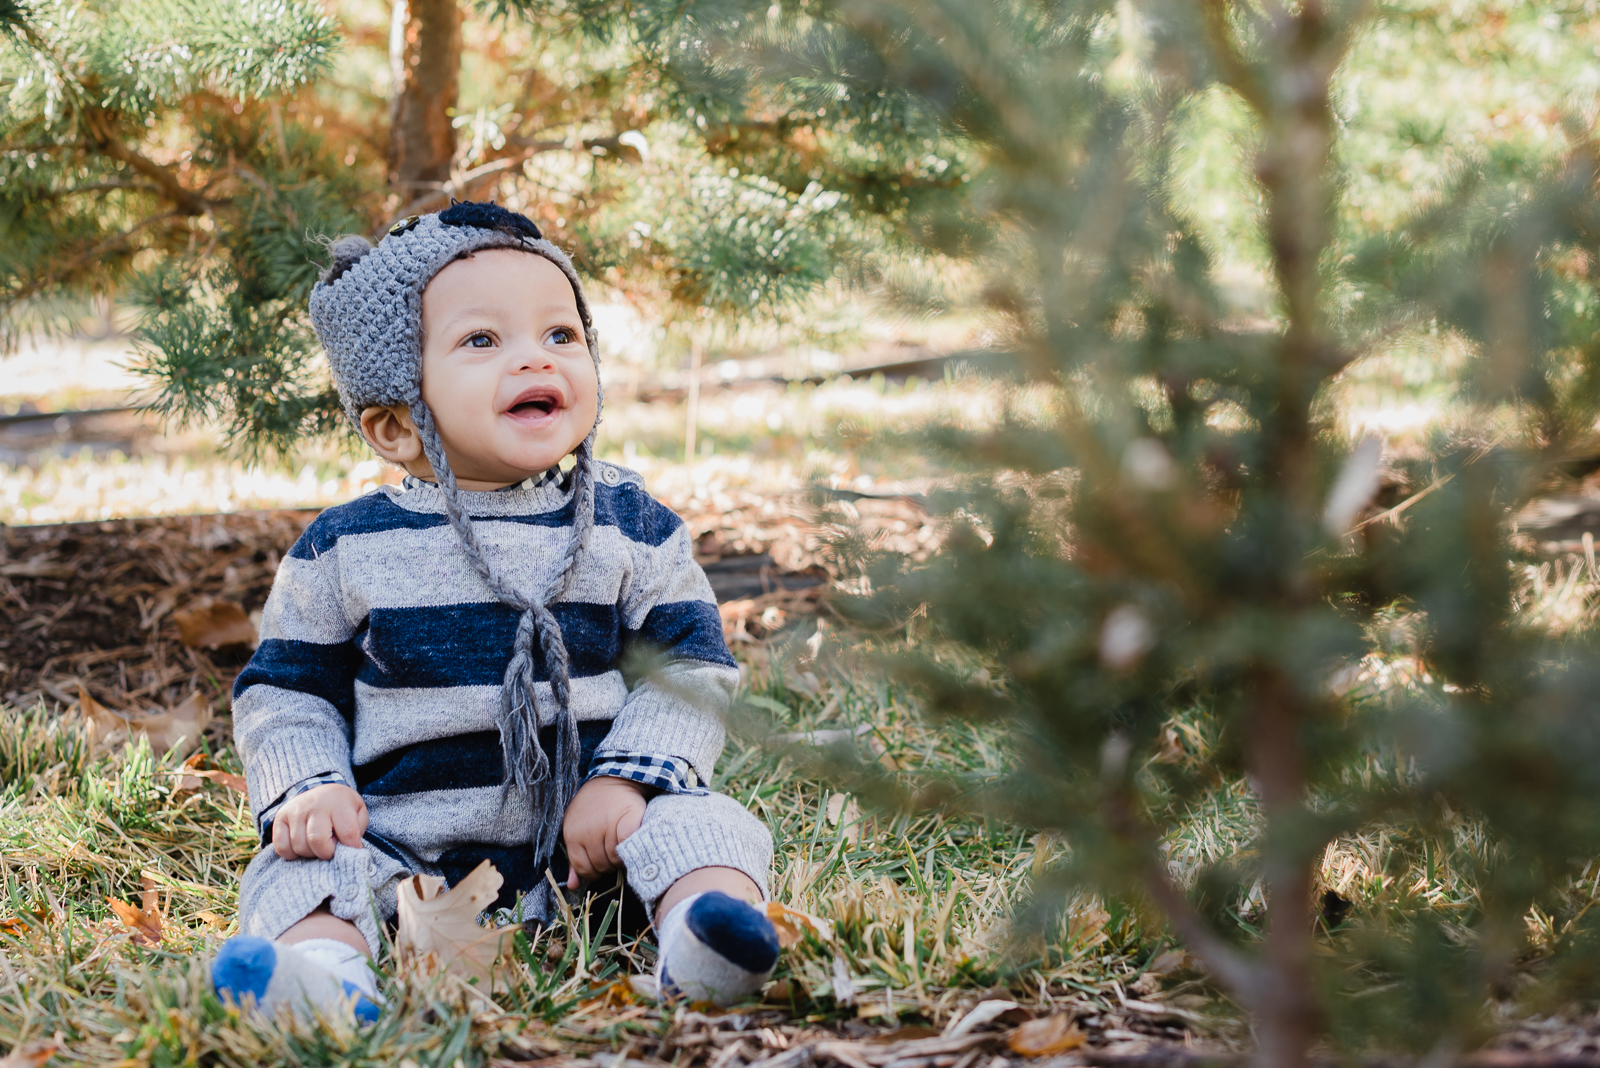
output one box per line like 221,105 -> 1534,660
401,467 -> 562,493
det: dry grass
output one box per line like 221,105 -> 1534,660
0,643 -> 1219,1067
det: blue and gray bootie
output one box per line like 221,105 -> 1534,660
655,891 -> 781,1006
212,935 -> 381,1023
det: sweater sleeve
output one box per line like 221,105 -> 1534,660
593,494 -> 738,785
232,528 -> 363,826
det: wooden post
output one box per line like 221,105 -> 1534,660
684,329 -> 704,463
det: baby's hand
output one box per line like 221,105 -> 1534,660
271,784 -> 368,861
563,777 -> 649,888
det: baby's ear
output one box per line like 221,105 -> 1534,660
359,405 -> 425,468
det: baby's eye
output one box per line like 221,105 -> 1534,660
547,327 -> 580,345
464,332 -> 495,348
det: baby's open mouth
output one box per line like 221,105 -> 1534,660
506,389 -> 562,417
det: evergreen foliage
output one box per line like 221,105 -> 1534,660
0,0 -> 963,452
702,0 -> 1600,1061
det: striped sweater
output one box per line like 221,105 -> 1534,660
232,464 -> 738,896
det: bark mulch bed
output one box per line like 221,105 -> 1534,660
0,507 -> 838,726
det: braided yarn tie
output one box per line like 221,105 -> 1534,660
412,401 -> 598,865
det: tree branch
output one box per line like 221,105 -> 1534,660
82,109 -> 208,217
2,211 -> 181,307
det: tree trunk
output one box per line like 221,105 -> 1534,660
388,0 -> 461,203
1248,674 -> 1319,1068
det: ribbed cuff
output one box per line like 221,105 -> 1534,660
597,697 -> 726,785
243,733 -> 354,824
617,793 -> 772,918
237,843 -> 393,953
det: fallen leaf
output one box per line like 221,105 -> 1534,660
826,793 -> 863,846
196,911 -> 230,930
1143,948 -> 1193,976
395,860 -> 512,990
171,597 -> 256,650
144,692 -> 214,756
174,753 -> 207,792
830,953 -> 857,1007
80,688 -> 212,757
765,901 -> 833,947
0,912 -> 41,939
1067,903 -> 1110,950
1006,1014 -> 1086,1056
79,685 -> 131,750
172,753 -> 244,792
185,768 -> 247,792
943,999 -> 1022,1037
108,875 -> 163,946
0,1040 -> 59,1068
1152,726 -> 1185,764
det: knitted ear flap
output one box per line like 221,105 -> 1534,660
319,235 -> 374,284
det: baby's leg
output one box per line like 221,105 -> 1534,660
280,903 -> 371,955
616,793 -> 778,1005
213,845 -> 398,1022
656,865 -> 761,919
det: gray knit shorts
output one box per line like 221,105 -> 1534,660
236,791 -> 772,952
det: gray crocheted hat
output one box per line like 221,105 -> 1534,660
308,201 -> 602,868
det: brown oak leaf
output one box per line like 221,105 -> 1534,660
108,875 -> 163,946
395,860 -> 512,990
172,597 -> 256,650
1006,1014 -> 1087,1056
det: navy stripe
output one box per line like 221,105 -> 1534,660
290,494 -> 447,559
355,719 -> 614,796
628,600 -> 737,668
355,602 -> 620,689
436,844 -> 547,912
597,482 -> 682,547
233,638 -> 364,713
363,829 -> 413,867
355,730 -> 503,794
290,480 -> 682,560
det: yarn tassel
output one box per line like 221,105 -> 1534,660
411,401 -> 599,869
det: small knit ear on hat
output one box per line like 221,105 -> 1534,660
321,235 -> 375,284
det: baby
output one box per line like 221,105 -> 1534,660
209,201 -> 779,1020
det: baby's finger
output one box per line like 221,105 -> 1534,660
616,805 -> 643,845
602,827 -> 624,871
272,816 -> 295,860
288,814 -> 312,859
306,810 -> 336,860
332,803 -> 366,849
569,840 -> 598,882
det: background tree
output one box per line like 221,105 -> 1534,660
0,0 -> 962,456
668,0 -> 1600,1063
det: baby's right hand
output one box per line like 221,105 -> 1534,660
271,784 -> 368,861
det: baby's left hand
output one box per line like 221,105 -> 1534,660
562,776 -> 650,888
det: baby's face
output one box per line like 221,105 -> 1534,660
419,249 -> 599,485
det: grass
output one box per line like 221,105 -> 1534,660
0,636 -> 1167,1067
10,547 -> 1600,1064
6,341 -> 1600,1059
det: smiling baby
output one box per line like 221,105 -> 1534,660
207,201 -> 778,1020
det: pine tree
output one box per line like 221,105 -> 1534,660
0,0 -> 963,455
726,0 -> 1600,1062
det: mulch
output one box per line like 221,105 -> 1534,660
0,510 -> 308,716
0,474 -> 938,726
